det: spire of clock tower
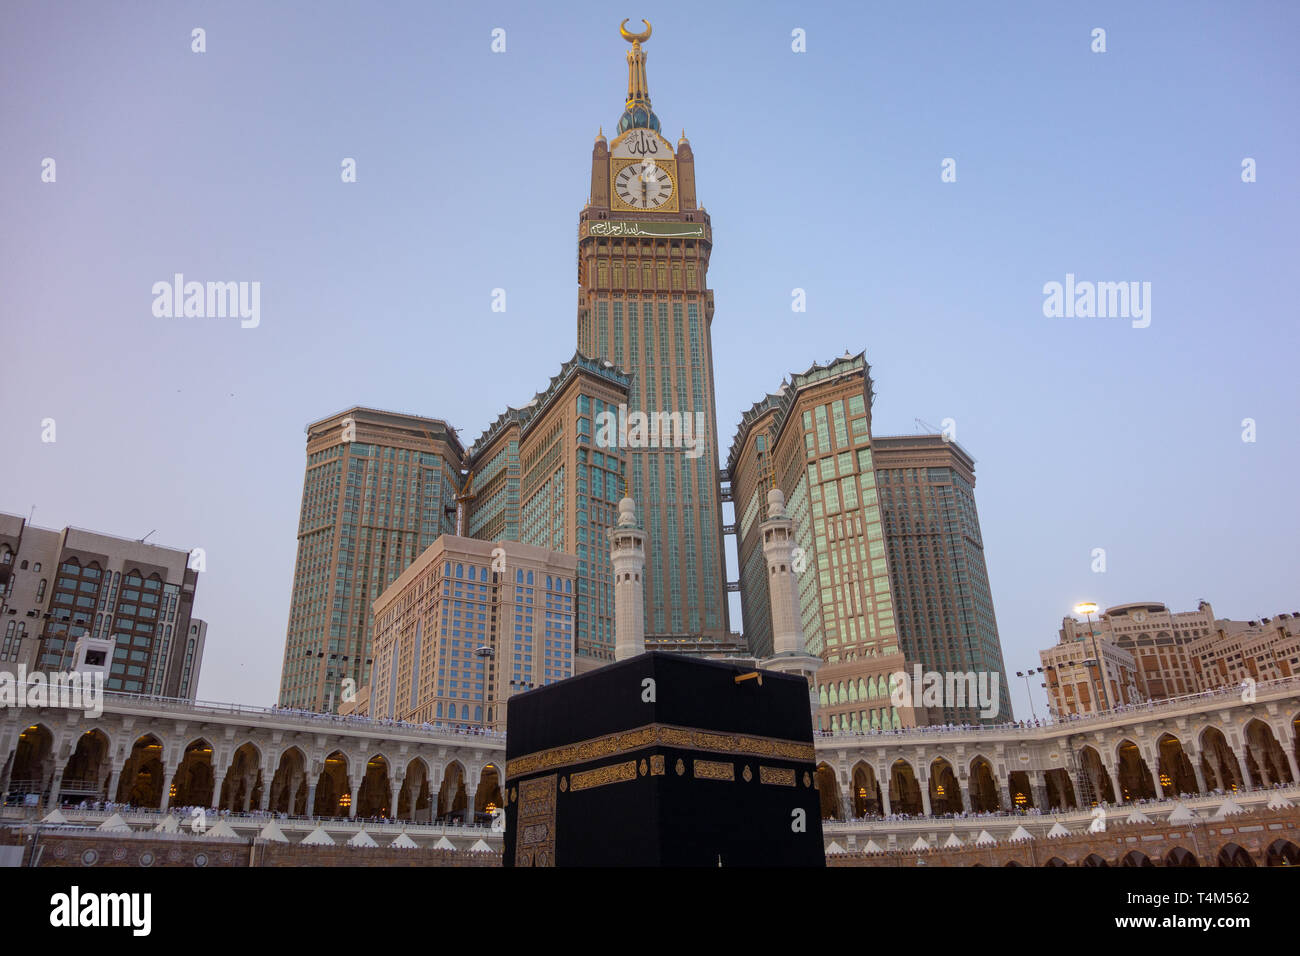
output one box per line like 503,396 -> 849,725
618,18 -> 661,134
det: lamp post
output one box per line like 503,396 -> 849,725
1015,668 -> 1043,721
1042,663 -> 1070,720
1074,602 -> 1111,712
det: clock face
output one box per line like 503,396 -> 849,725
1133,612 -> 1147,623
613,161 -> 674,209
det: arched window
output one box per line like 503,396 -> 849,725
474,706 -> 482,722
526,571 -> 534,585
19,560 -> 28,570
456,564 -> 463,578
36,579 -> 47,602
516,569 -> 524,583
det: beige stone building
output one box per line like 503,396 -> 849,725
1042,600 -> 1300,716
1189,613 -> 1300,687
367,536 -> 576,730
0,512 -> 203,698
1040,634 -> 1144,715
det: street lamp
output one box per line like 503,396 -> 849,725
1074,602 -> 1111,712
1015,668 -> 1043,721
1042,663 -> 1070,719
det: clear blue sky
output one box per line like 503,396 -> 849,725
2,0 -> 1296,719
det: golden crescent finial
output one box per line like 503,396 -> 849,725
619,18 -> 652,44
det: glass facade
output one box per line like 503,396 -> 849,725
466,354 -> 628,667
278,414 -> 462,712
874,443 -> 1012,723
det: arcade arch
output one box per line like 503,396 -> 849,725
169,739 -> 216,808
815,763 -> 842,820
268,747 -> 308,815
968,756 -> 1000,812
313,751 -> 351,817
888,759 -> 923,817
1154,734 -> 1198,797
218,742 -> 263,812
850,762 -> 882,818
60,729 -> 112,802
115,734 -> 165,808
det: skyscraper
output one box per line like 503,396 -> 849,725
465,352 -> 629,672
871,435 -> 1012,723
576,22 -> 728,641
276,407 -> 463,712
728,354 -> 916,732
729,357 -> 1013,729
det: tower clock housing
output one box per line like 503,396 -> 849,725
575,21 -> 728,641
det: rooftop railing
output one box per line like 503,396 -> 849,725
814,675 -> 1300,744
7,684 -> 506,742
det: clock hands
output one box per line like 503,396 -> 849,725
614,162 -> 670,208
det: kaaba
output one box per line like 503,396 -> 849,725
503,651 -> 825,866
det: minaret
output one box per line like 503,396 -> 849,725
610,496 -> 646,661
760,489 -> 821,711
762,489 -> 802,656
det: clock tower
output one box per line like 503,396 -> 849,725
577,21 -> 728,640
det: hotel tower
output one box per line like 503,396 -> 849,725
575,21 -> 729,641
